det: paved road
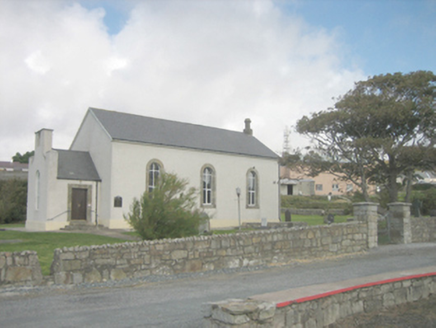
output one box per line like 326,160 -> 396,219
1,243 -> 435,327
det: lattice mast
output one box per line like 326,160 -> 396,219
282,126 -> 290,155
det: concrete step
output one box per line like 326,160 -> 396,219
61,222 -> 108,231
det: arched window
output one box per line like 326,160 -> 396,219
114,196 -> 123,208
35,170 -> 40,210
201,165 -> 216,207
146,160 -> 164,193
247,170 -> 258,207
148,162 -> 161,192
203,167 -> 213,205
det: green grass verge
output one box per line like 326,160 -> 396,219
281,214 -> 350,226
212,215 -> 351,235
0,223 -> 25,228
0,230 -> 131,276
281,195 -> 352,211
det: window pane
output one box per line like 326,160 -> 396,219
149,162 -> 160,192
202,167 -> 213,205
248,171 -> 256,206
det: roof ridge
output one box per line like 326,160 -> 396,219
89,107 -> 244,136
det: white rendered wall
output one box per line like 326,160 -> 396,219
70,111 -> 112,226
27,124 -> 102,231
26,144 -> 99,231
108,141 -> 280,229
26,129 -> 65,231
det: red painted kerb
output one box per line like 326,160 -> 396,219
276,272 -> 436,308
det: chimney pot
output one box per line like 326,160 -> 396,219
244,118 -> 253,136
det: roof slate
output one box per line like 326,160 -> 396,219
57,150 -> 101,181
89,108 -> 278,159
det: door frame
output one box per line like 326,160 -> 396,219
68,184 -> 93,223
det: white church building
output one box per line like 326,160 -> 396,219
26,108 -> 280,231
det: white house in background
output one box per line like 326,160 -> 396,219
26,108 -> 280,231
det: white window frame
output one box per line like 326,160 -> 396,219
247,170 -> 257,207
147,161 -> 162,192
203,167 -> 213,205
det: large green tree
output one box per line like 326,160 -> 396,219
12,151 -> 34,163
295,71 -> 436,203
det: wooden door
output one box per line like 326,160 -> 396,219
71,188 -> 87,220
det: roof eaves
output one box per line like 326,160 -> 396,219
111,137 -> 279,160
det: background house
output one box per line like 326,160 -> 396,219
26,108 -> 280,231
280,166 -> 374,197
279,177 -> 314,196
0,161 -> 28,181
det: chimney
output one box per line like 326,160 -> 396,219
35,128 -> 53,154
243,118 -> 253,136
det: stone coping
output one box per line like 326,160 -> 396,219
250,265 -> 436,308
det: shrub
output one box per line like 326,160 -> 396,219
0,179 -> 27,224
410,187 -> 436,216
125,173 -> 206,240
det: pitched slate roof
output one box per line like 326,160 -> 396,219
57,150 -> 101,181
89,108 -> 278,159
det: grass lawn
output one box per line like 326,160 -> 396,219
212,214 -> 351,234
0,223 -> 25,229
0,230 -> 131,276
281,214 -> 350,226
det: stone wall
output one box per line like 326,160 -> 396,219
204,268 -> 436,327
411,217 -> 436,243
51,222 -> 368,285
0,251 -> 43,285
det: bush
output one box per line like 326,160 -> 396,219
0,179 -> 27,224
410,187 -> 436,216
125,173 -> 206,240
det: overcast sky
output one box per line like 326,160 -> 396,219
1,0 -> 435,161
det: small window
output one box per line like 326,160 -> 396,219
316,184 -> 323,191
346,184 -> 353,192
114,196 -> 122,208
332,184 -> 339,192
